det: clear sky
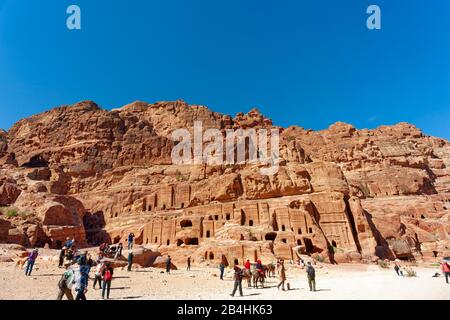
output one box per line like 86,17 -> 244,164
0,0 -> 449,139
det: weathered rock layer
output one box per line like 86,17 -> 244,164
0,100 -> 448,266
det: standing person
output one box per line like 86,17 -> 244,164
57,267 -> 75,300
230,263 -> 243,297
166,255 -> 172,274
441,260 -> 450,284
394,262 -> 403,276
65,237 -> 75,249
187,257 -> 191,271
101,263 -> 114,300
115,243 -> 123,259
306,262 -> 316,292
277,259 -> 286,291
93,261 -> 105,290
127,251 -> 134,272
58,247 -> 66,268
127,233 -> 135,250
25,249 -> 39,276
75,268 -> 88,300
219,262 -> 225,280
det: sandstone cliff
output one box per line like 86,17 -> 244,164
0,100 -> 448,266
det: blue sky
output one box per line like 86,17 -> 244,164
0,0 -> 449,139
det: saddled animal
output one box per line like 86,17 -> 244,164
241,268 -> 253,288
265,263 -> 276,278
252,268 -> 265,289
241,268 -> 265,288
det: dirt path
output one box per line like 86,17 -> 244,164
0,260 -> 448,300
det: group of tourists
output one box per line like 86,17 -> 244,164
227,257 -> 317,297
56,247 -> 115,300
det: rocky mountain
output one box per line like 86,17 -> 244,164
0,100 -> 449,266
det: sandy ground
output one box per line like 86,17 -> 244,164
0,251 -> 449,300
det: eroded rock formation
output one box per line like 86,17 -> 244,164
0,100 -> 448,267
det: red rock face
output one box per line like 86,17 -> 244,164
0,100 -> 449,266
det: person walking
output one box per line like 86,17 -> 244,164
101,263 -> 114,299
394,262 -> 403,276
127,233 -> 135,250
219,262 -> 225,280
58,247 -> 66,268
441,260 -> 450,284
127,251 -> 134,272
75,268 -> 88,300
187,257 -> 191,271
230,264 -> 243,297
166,255 -> 172,274
306,262 -> 316,292
25,249 -> 39,276
277,259 -> 286,291
93,261 -> 105,289
57,267 -> 75,300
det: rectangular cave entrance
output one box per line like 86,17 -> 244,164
304,238 -> 314,254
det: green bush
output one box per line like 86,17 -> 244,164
404,267 -> 417,277
5,209 -> 18,218
377,260 -> 389,269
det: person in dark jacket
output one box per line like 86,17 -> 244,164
25,249 -> 39,276
127,233 -> 135,250
166,255 -> 172,274
230,264 -> 243,297
187,257 -> 191,271
394,262 -> 403,276
101,263 -> 114,299
306,262 -> 316,292
58,247 -> 66,268
127,252 -> 134,272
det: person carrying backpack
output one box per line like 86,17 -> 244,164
25,249 -> 39,276
230,264 -> 243,297
306,262 -> 316,292
102,263 -> 114,299
57,267 -> 75,300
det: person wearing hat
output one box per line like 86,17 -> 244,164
25,248 -> 39,276
441,259 -> 450,284
244,259 -> 251,271
256,259 -> 264,276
